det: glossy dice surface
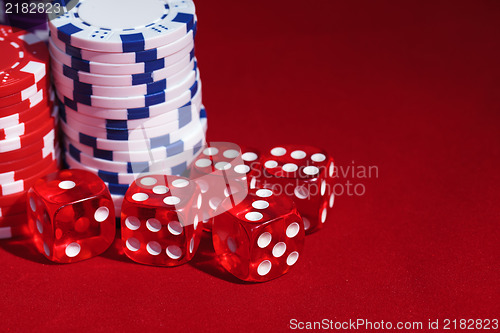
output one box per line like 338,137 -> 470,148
260,145 -> 335,234
238,145 -> 263,189
189,143 -> 252,232
27,169 -> 115,263
121,175 -> 203,266
212,188 -> 305,282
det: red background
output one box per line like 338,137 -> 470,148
1,0 -> 499,331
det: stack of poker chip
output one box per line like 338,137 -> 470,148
0,25 -> 59,239
48,0 -> 206,214
1,0 -> 49,41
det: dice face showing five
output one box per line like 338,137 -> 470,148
121,175 -> 203,266
189,143 -> 254,232
27,169 -> 116,263
260,145 -> 335,234
212,188 -> 305,282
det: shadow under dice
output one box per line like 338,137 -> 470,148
27,169 -> 116,263
189,142 -> 253,232
212,188 -> 305,282
260,145 -> 335,234
121,175 -> 203,266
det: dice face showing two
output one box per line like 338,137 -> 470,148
189,143 -> 255,232
260,145 -> 335,234
212,188 -> 305,282
121,175 -> 203,267
27,169 -> 116,263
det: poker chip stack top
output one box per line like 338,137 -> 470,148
0,25 -> 59,239
48,0 -> 207,214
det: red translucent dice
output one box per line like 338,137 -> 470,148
260,145 -> 335,234
189,142 -> 252,232
212,188 -> 305,282
238,145 -> 263,189
121,175 -> 203,266
27,169 -> 116,263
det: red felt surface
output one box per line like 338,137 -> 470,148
1,1 -> 499,331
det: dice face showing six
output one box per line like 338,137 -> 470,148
259,145 -> 335,234
121,175 -> 203,267
212,188 -> 305,282
27,169 -> 116,263
189,143 -> 255,232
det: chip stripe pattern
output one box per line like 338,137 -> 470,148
48,1 -> 206,214
0,26 -> 59,238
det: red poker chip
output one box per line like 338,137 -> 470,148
0,130 -> 57,161
0,222 -> 27,240
0,116 -> 57,153
0,211 -> 29,239
1,101 -> 52,129
0,199 -> 30,218
0,89 -> 50,118
0,104 -> 53,139
0,147 -> 59,173
0,160 -> 59,196
0,25 -> 49,98
0,190 -> 27,207
0,149 -> 59,183
0,78 -> 48,108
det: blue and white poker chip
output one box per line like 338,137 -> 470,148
106,182 -> 129,196
60,101 -> 206,151
49,37 -> 194,75
49,0 -> 196,53
111,194 -> 124,213
53,60 -> 197,98
63,116 -> 206,179
57,80 -> 198,120
65,106 -> 206,213
50,23 -> 197,64
56,70 -> 199,109
51,52 -> 195,87
65,150 -> 198,186
60,97 -> 200,140
64,128 -> 205,175
51,0 -> 207,205
59,87 -> 201,129
63,110 -> 207,165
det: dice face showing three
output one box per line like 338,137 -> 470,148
259,145 -> 335,234
121,175 -> 203,267
27,169 -> 116,263
189,143 -> 256,232
212,188 -> 305,282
